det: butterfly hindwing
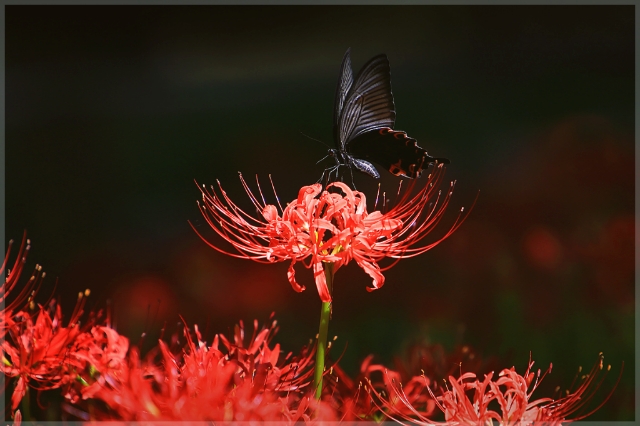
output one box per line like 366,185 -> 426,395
348,128 -> 449,178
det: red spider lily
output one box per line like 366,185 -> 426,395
363,356 -> 438,421
316,355 -> 433,422
64,325 -> 130,402
1,235 -> 108,415
366,353 -> 621,425
2,294 -> 90,410
194,164 -> 469,301
320,344 -> 499,422
75,316 -> 336,421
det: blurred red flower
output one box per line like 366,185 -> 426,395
76,316 -> 339,421
580,214 -> 635,306
367,353 -> 620,425
2,297 -> 86,410
2,230 -> 621,423
194,165 -> 467,301
65,325 -> 130,402
522,226 -> 564,271
1,234 -> 92,411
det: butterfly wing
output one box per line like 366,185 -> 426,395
338,54 -> 396,149
348,128 -> 450,178
333,49 -> 354,148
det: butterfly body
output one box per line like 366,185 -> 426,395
329,49 -> 449,180
327,147 -> 381,179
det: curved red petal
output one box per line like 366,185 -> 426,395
286,261 -> 305,293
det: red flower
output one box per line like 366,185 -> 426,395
366,353 -> 621,425
65,325 -> 130,402
2,297 -> 88,410
194,165 -> 468,301
1,234 -> 111,414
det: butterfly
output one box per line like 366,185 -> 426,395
327,48 -> 449,180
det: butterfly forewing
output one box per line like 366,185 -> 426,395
338,54 -> 396,149
333,49 -> 354,146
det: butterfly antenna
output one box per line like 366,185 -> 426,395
300,131 -> 332,149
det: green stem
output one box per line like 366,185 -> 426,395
313,262 -> 334,400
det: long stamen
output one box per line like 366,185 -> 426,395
255,174 -> 267,207
268,174 -> 284,214
374,182 -> 381,210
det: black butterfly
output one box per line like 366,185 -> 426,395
327,48 -> 449,180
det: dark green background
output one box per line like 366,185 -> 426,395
5,5 -> 634,420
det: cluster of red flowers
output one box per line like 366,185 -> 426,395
2,234 -> 619,424
366,354 -> 619,425
0,235 -> 328,422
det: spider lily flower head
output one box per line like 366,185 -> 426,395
65,325 -> 130,402
361,355 -> 439,421
194,164 -> 469,302
326,346 -> 495,422
1,235 -> 115,413
2,293 -> 91,410
366,353 -> 621,425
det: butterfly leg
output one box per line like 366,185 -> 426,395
318,164 -> 341,186
329,155 -> 341,183
348,165 -> 357,190
317,168 -> 328,184
328,164 -> 340,183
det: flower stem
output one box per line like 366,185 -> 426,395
313,262 -> 334,400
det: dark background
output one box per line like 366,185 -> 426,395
5,5 -> 635,420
